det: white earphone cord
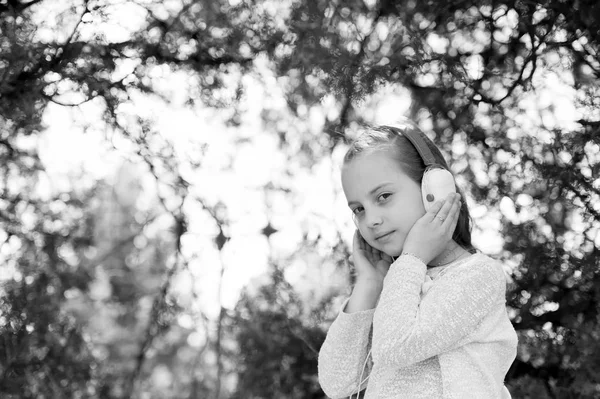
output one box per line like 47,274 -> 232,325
353,349 -> 372,399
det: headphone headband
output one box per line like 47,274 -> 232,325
382,124 -> 440,168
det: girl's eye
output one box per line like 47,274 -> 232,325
378,193 -> 391,202
352,194 -> 391,215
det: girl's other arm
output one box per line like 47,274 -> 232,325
318,276 -> 382,397
346,277 -> 383,312
317,230 -> 389,397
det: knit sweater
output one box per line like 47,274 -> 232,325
318,252 -> 518,399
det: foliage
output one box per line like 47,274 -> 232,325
0,0 -> 599,398
226,280 -> 326,399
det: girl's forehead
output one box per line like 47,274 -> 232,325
341,150 -> 407,186
343,149 -> 401,174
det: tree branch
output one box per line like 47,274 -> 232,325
0,0 -> 45,15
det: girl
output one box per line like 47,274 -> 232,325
318,122 -> 518,399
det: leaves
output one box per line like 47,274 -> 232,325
0,0 -> 599,398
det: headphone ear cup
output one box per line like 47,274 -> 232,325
422,168 -> 456,211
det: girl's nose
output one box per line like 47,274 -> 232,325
365,208 -> 383,227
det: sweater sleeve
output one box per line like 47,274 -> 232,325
372,253 -> 505,368
318,298 -> 375,398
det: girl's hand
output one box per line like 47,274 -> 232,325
402,192 -> 462,265
352,229 -> 393,286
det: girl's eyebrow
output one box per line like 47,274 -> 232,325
347,182 -> 394,206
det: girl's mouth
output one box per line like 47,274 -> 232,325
376,231 -> 395,241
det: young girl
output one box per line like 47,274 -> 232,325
318,122 -> 518,399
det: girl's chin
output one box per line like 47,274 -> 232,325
388,249 -> 402,258
378,244 -> 402,258
372,234 -> 405,258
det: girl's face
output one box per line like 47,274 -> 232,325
341,148 -> 425,257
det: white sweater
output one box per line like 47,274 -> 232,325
318,252 -> 518,399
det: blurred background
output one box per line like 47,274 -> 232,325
0,0 -> 599,398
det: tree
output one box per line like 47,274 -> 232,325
1,0 -> 599,397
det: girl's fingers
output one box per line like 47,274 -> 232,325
354,230 -> 362,250
382,253 -> 393,263
356,230 -> 368,253
359,231 -> 367,250
435,193 -> 456,221
371,244 -> 380,263
426,200 -> 444,220
442,196 -> 461,230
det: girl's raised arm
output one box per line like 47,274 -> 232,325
371,253 -> 506,367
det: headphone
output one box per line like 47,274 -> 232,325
350,123 -> 456,398
383,123 -> 457,211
